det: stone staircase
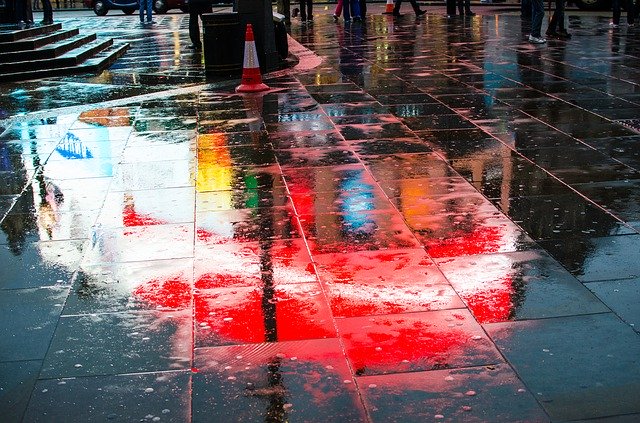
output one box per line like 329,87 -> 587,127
0,22 -> 128,82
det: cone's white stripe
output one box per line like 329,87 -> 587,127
244,40 -> 259,69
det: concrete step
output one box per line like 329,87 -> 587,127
0,22 -> 62,43
0,41 -> 129,82
0,28 -> 79,53
0,37 -> 114,74
0,33 -> 97,63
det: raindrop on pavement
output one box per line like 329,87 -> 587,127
465,390 -> 476,396
145,388 -> 154,393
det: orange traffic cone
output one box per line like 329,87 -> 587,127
383,0 -> 395,14
236,24 -> 270,93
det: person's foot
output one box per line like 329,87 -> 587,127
146,20 -> 156,24
610,21 -> 620,28
189,44 -> 202,51
545,30 -> 559,38
332,14 -> 338,22
353,16 -> 362,22
416,9 -> 427,16
40,19 -> 53,25
528,34 -> 547,44
628,22 -> 636,27
392,9 -> 401,16
465,10 -> 476,16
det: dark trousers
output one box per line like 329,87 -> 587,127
189,3 -> 212,47
41,0 -> 52,22
393,0 -> 421,14
446,0 -> 456,15
530,0 -> 544,37
548,0 -> 565,32
457,0 -> 471,14
359,0 -> 366,16
613,0 -> 634,24
300,0 -> 312,20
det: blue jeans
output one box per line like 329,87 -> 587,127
343,0 -> 361,20
140,0 -> 153,23
530,0 -> 545,37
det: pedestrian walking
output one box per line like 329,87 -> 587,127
41,0 -> 53,25
457,0 -> 475,16
188,0 -> 212,50
343,0 -> 362,22
333,0 -> 343,21
611,0 -> 635,27
139,0 -> 154,25
546,0 -> 571,38
528,0 -> 546,43
392,0 -> 427,17
300,0 -> 313,23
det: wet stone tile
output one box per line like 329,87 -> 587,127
198,118 -> 265,134
359,364 -> 548,423
193,340 -> 366,422
573,180 -> 640,230
301,210 -> 420,255
195,206 -> 301,245
0,360 -> 41,422
336,309 -> 502,376
586,278 -> 640,333
416,128 -> 493,147
196,185 -> 288,213
281,164 -> 374,194
363,153 -> 452,181
538,234 -> 640,282
349,138 -> 433,156
23,371 -> 191,423
66,126 -> 133,142
110,160 -> 194,191
137,105 -> 197,118
266,118 -> 335,133
40,309 -> 192,378
485,314 -> 640,421
389,103 -> 454,117
127,130 -> 196,147
275,147 -> 359,168
268,130 -> 344,149
374,93 -> 438,105
502,194 -> 634,241
0,240 -> 83,289
63,258 -> 193,315
196,164 -> 283,193
402,114 -> 477,131
0,286 -> 68,361
314,249 -> 463,317
83,223 -> 194,265
290,184 -> 394,216
437,250 -> 608,323
194,239 -> 316,288
378,176 -> 479,200
337,122 -> 415,140
194,282 -> 335,347
198,146 -> 276,167
322,102 -> 390,117
414,212 -> 536,259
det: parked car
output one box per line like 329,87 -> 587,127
84,0 -> 188,16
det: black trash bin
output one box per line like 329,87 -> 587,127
202,12 -> 243,77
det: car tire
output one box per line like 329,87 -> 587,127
123,7 -> 136,14
153,0 -> 168,14
93,0 -> 108,15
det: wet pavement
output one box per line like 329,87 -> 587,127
2,4 -> 640,422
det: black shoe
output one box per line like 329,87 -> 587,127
392,11 -> 401,16
189,44 -> 202,51
465,10 -> 476,16
416,9 -> 427,16
545,30 -> 559,38
41,19 -> 53,25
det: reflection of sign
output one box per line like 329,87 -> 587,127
55,132 -> 93,160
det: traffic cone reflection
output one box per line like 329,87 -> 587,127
383,0 -> 395,14
236,24 -> 270,93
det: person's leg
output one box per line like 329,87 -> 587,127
344,0 -> 352,20
409,0 -> 424,14
307,0 -> 313,20
464,0 -> 473,14
392,0 -> 403,15
139,0 -> 145,23
359,0 -> 366,17
189,10 -> 201,47
334,0 -> 343,17
446,0 -> 457,16
146,0 -> 153,22
547,0 -> 558,32
626,0 -> 634,23
612,0 -> 621,25
42,0 -> 53,22
351,0 -> 361,19
530,0 -> 545,37
300,0 -> 307,21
